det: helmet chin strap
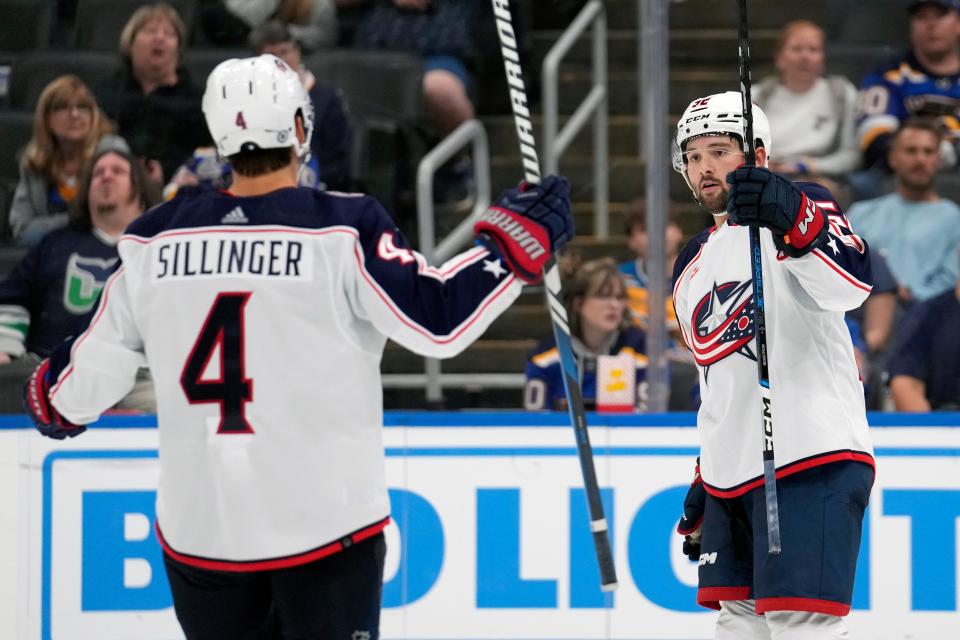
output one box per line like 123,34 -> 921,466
295,149 -> 311,184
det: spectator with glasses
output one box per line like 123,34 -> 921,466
9,75 -> 121,247
524,257 -> 650,411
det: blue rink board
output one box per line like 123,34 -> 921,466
1,411 -> 959,430
30,411 -> 960,640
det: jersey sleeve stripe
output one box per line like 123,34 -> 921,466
811,249 -> 873,293
353,243 -> 518,345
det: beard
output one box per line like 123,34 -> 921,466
94,203 -> 119,216
899,172 -> 935,194
696,183 -> 729,214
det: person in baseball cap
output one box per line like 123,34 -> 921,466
908,0 -> 960,13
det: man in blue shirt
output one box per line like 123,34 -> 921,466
846,119 -> 960,303
888,273 -> 960,410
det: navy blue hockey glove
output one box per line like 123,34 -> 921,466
474,175 -> 574,284
23,359 -> 86,440
676,457 -> 706,561
726,166 -> 829,258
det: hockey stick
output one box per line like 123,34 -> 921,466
490,0 -> 618,591
737,0 -> 782,555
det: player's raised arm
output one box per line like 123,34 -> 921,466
727,174 -> 873,311
347,176 -> 574,359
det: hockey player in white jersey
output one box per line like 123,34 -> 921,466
671,91 -> 874,639
23,54 -> 574,640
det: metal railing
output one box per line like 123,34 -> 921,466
413,119 -> 491,402
542,0 -> 609,237
416,119 -> 491,264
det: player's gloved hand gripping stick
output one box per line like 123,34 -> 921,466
485,0 -> 618,591
727,166 -> 829,258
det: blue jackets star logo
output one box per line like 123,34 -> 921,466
690,280 -> 756,367
483,258 -> 507,279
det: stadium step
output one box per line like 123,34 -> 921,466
382,339 -> 536,375
605,0 -> 833,32
490,155 -> 693,202
481,114 -> 644,158
483,304 -> 552,341
557,68 -> 770,115
529,28 -> 779,71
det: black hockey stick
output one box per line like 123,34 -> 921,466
737,0 -> 782,555
489,0 -> 618,591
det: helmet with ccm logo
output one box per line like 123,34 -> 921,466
202,54 -> 314,160
671,91 -> 772,183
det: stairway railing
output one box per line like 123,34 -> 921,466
542,0 -> 609,238
413,119 -> 491,402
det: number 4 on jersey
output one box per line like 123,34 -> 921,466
181,292 -> 254,434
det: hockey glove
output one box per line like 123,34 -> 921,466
23,359 -> 85,440
726,166 -> 828,258
474,175 -> 574,284
676,457 -> 706,561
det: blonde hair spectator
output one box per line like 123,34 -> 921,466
23,75 -> 114,185
119,2 -> 186,60
10,75 -> 119,246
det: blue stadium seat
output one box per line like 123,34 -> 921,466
8,50 -> 120,111
0,110 -> 33,185
303,49 -> 425,213
0,0 -> 54,52
181,48 -> 249,90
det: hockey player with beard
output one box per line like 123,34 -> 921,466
20,54 -> 574,640
671,91 -> 875,638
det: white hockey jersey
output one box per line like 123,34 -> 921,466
46,187 -> 523,570
672,183 -> 875,496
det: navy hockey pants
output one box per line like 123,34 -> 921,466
163,532 -> 386,640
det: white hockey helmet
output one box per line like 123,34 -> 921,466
202,54 -> 314,160
671,90 -> 772,177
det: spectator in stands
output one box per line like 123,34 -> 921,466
9,75 -> 121,247
617,198 -> 681,338
524,257 -> 649,411
855,0 -> 960,189
0,147 -> 160,408
754,20 -> 860,181
250,20 -> 353,191
97,3 -> 210,185
847,251 -> 899,409
199,0 -> 338,52
846,119 -> 960,304
887,268 -> 960,410
338,0 -> 480,205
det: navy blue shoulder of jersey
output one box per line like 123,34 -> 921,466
797,180 -> 873,288
795,181 -> 841,209
124,187 -> 387,239
672,227 -> 712,287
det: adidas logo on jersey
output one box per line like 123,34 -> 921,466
221,207 -> 249,224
